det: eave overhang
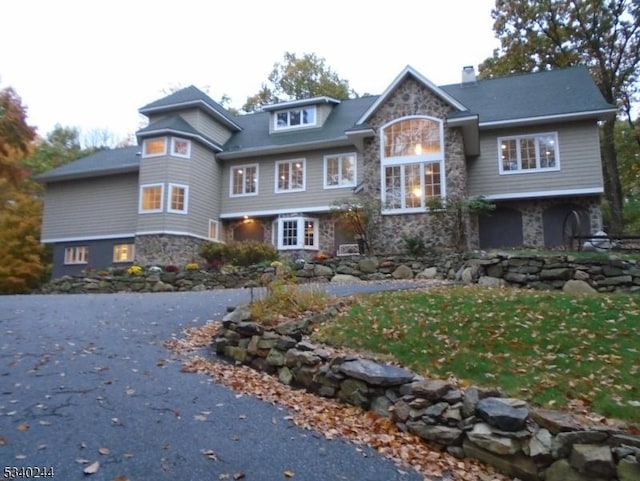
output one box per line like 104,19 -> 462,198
136,127 -> 223,152
36,165 -> 140,184
479,108 -> 618,129
446,114 -> 480,156
262,96 -> 341,111
217,137 -> 357,160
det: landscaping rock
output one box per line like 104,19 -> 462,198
337,359 -> 415,387
466,423 -> 522,455
476,397 -> 528,432
545,459 -> 605,481
617,456 -> 640,481
416,267 -> 438,279
552,431 -> 609,459
331,274 -> 362,283
569,444 -> 615,478
407,421 -> 464,446
563,279 -> 597,294
358,257 -> 379,273
462,439 -> 540,481
411,379 -> 453,400
391,264 -> 414,279
530,409 -> 583,434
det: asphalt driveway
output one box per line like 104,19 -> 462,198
0,284 -> 427,481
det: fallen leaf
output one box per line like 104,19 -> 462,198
83,461 -> 100,474
75,458 -> 91,464
37,444 -> 47,450
17,423 -> 29,432
112,476 -> 129,481
123,453 -> 134,459
0,436 -> 7,446
125,388 -> 136,396
194,414 -> 207,422
219,474 -> 230,480
284,470 -> 295,477
98,447 -> 110,455
39,420 -> 52,426
200,448 -> 218,461
233,472 -> 245,480
15,454 -> 26,460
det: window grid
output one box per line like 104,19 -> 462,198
275,107 -> 316,130
208,220 -> 219,240
140,184 -> 163,212
324,154 -> 356,188
499,133 -> 559,174
113,244 -> 135,263
171,138 -> 191,158
64,246 -> 89,265
231,165 -> 257,196
168,184 -> 188,213
276,160 -> 305,192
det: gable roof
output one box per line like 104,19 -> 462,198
356,65 -> 469,124
35,146 -> 140,183
139,85 -> 242,131
441,66 -> 616,126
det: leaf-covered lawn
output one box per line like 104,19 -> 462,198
312,285 -> 640,424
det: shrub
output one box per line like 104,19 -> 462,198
185,262 -> 199,271
164,264 -> 179,273
199,240 -> 278,268
127,265 -> 143,276
404,235 -> 426,257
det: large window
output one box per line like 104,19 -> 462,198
324,153 -> 356,188
142,138 -> 167,158
275,159 -> 305,193
231,164 -> 258,196
274,107 -> 316,130
275,217 -> 318,250
139,184 -> 164,213
168,184 -> 189,214
64,246 -> 88,265
381,117 -> 444,213
113,244 -> 135,263
499,133 -> 559,174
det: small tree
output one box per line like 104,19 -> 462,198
330,196 -> 381,254
426,196 -> 496,250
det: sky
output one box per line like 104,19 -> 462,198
1,0 -> 500,145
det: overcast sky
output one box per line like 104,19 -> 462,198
1,0 -> 500,144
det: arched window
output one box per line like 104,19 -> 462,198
380,117 -> 445,213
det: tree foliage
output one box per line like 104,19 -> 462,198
478,0 -> 640,235
330,196 -> 381,254
242,52 -> 357,112
0,87 -> 35,187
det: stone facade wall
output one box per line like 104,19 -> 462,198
358,77 -> 467,254
214,304 -> 640,481
135,234 -> 205,267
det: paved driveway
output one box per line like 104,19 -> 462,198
0,284 -> 426,481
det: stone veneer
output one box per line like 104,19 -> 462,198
135,234 -> 205,267
358,77 -> 468,254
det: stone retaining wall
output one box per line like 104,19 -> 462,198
41,252 -> 640,295
213,304 -> 640,481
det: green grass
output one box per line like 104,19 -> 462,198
312,285 -> 640,425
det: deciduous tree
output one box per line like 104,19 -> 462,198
243,52 -> 357,112
478,0 -> 640,235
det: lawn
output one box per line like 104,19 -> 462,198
312,285 -> 640,425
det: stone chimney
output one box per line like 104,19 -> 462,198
461,65 -> 477,86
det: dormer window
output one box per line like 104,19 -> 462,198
274,107 -> 317,130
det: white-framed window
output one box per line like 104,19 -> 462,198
380,116 -> 445,213
139,183 -> 164,213
208,219 -> 219,240
171,137 -> 191,158
113,244 -> 135,263
274,217 -> 318,250
274,106 -> 316,130
142,137 -> 167,158
168,184 -> 189,214
498,132 -> 560,174
64,246 -> 89,265
275,159 -> 305,193
324,153 -> 357,188
230,164 -> 258,197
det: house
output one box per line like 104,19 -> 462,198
37,65 -> 616,278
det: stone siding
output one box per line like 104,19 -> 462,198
134,234 -> 205,267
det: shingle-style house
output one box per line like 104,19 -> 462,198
38,65 -> 616,278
